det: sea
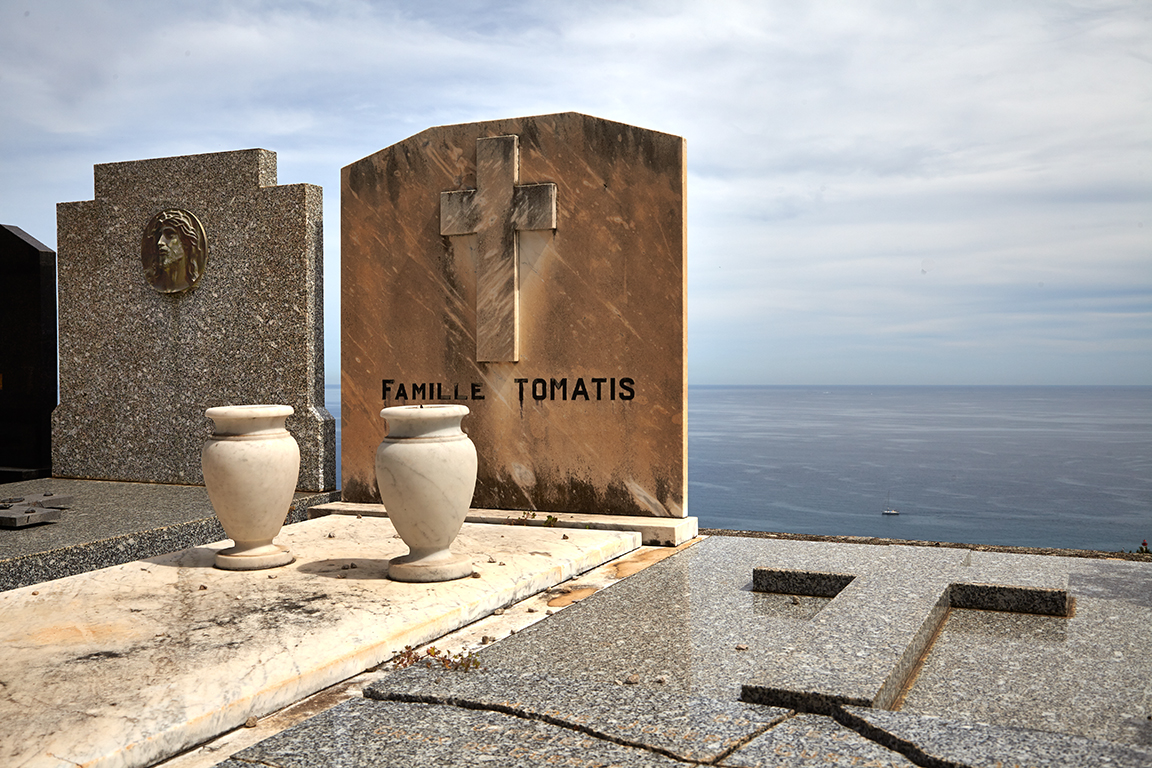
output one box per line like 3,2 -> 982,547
325,385 -> 1152,553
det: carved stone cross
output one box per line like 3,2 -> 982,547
440,135 -> 558,362
742,546 -> 1071,714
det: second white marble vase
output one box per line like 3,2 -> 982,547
375,404 -> 477,582
202,404 -> 299,570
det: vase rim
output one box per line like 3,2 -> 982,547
206,404 -> 294,420
380,404 -> 469,419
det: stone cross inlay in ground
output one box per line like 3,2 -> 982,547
742,547 -> 1071,714
440,135 -> 558,362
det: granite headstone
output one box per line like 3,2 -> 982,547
54,149 -> 335,491
0,225 -> 57,482
341,113 -> 686,516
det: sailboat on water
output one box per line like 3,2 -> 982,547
882,491 -> 899,516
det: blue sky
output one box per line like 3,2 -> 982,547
3,0 -> 1149,385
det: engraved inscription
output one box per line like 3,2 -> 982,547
141,208 -> 208,293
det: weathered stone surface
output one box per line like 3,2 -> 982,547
367,665 -> 789,763
54,149 -> 334,490
744,546 -> 1071,713
220,698 -> 689,768
341,113 -> 686,516
0,515 -> 638,768
0,225 -> 56,481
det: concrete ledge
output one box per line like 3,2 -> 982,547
310,501 -> 698,547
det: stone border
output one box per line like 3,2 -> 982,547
701,527 -> 1152,562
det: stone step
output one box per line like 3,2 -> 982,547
309,500 -> 699,547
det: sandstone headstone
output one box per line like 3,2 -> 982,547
0,225 -> 57,481
342,113 -> 686,516
54,150 -> 335,491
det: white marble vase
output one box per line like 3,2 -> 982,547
202,405 -> 300,570
376,404 -> 477,582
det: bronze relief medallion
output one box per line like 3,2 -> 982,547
141,208 -> 208,293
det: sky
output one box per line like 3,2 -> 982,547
2,0 -> 1149,386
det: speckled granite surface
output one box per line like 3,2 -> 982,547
367,665 -> 790,763
218,698 -> 689,768
218,535 -> 1152,768
54,149 -> 334,491
0,476 -> 337,591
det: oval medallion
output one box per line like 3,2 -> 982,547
141,208 -> 208,293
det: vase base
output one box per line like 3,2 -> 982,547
388,551 -> 473,582
215,544 -> 295,571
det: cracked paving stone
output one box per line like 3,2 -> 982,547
215,698 -> 687,768
366,665 -> 789,764
724,713 -> 916,767
844,707 -> 1152,768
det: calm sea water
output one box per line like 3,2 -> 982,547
326,385 -> 1152,552
689,386 -> 1151,552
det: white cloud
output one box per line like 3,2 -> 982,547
1,0 -> 1149,384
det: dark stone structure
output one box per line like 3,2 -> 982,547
0,225 -> 57,482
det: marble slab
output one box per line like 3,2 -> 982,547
341,113 -> 686,517
310,500 -> 699,546
54,149 -> 334,491
0,515 -> 638,768
439,536 -> 1147,747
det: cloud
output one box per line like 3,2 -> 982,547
1,0 -> 1149,384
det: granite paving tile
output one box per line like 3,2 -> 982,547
902,556 -> 1152,746
367,665 -> 789,763
722,713 -> 916,767
459,535 -> 832,702
216,698 -> 688,768
846,707 -> 1152,768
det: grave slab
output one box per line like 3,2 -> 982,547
221,535 -> 1151,767
741,542 -> 1070,713
901,556 -> 1152,746
54,149 -> 334,491
0,225 -> 56,481
341,113 -> 686,517
434,536 -> 1149,746
0,516 -> 638,768
0,477 -> 337,592
310,500 -> 699,546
